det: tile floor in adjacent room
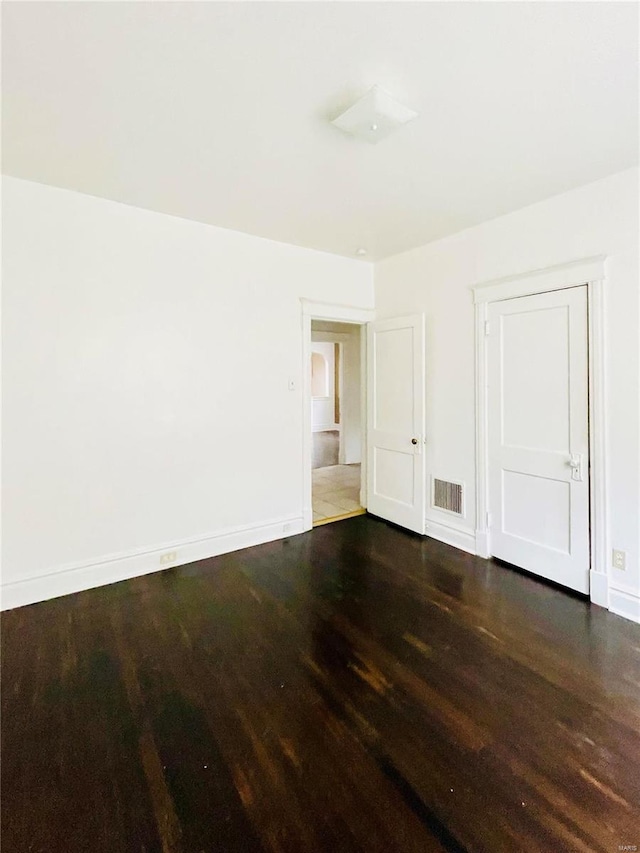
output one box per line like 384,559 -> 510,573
312,463 -> 363,524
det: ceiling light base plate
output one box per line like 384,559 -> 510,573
331,86 -> 417,144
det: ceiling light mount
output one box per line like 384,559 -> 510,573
331,86 -> 417,144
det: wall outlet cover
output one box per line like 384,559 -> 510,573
612,549 -> 626,570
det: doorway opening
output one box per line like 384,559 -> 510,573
310,320 -> 365,526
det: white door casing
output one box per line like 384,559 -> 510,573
367,314 -> 426,534
487,287 -> 590,593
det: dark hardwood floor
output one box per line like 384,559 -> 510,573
2,515 -> 639,852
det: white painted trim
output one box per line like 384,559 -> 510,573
302,300 -> 371,531
301,299 -> 375,324
587,278 -> 609,597
475,529 -> 490,561
609,579 -> 640,597
589,570 -> 609,609
473,257 -> 610,609
359,324 -> 368,509
302,311 -> 314,530
425,518 -> 476,555
0,515 -> 304,611
312,423 -> 340,433
474,299 -> 490,558
608,587 -> 640,624
472,256 -> 606,303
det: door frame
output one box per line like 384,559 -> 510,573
301,299 -> 374,532
472,255 -> 608,607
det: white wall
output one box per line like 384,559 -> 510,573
375,168 -> 640,617
310,342 -> 336,432
1,177 -> 373,607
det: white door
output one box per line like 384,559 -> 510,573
367,315 -> 425,534
487,287 -> 589,593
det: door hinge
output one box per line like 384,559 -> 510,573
484,321 -> 491,336
486,511 -> 493,528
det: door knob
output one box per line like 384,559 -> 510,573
411,438 -> 418,445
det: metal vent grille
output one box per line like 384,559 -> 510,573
433,479 -> 463,515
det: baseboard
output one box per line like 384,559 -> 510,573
608,585 -> 640,624
474,529 -> 490,559
0,515 -> 305,611
589,570 -> 609,608
425,518 -> 476,555
303,505 -> 314,531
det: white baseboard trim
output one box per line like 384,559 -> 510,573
474,530 -> 490,559
608,585 -> 640,624
303,504 -> 313,532
589,570 -> 609,608
425,518 -> 476,555
1,515 -> 305,611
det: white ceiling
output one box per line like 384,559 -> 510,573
3,2 -> 638,261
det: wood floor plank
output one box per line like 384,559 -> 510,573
2,515 -> 639,852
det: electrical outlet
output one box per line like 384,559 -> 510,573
160,551 -> 177,566
612,549 -> 626,571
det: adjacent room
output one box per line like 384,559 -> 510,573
311,320 -> 364,525
2,2 -> 639,852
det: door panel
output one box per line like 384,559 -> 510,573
501,305 -> 571,451
367,315 -> 425,534
502,471 -> 570,552
488,287 -> 589,593
373,328 -> 414,433
373,447 -> 415,506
